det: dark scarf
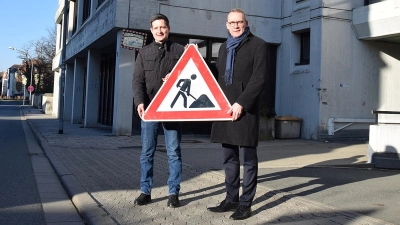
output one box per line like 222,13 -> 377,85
225,26 -> 249,86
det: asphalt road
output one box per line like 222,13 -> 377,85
0,103 -> 46,224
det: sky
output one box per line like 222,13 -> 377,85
0,0 -> 58,72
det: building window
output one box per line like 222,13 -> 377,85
58,22 -> 62,50
82,0 -> 91,23
66,8 -> 69,41
295,31 -> 310,66
72,1 -> 78,34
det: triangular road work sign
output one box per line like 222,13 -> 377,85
143,44 -> 232,121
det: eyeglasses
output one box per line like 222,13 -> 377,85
227,21 -> 244,27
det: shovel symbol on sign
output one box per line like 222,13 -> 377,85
170,74 -> 215,109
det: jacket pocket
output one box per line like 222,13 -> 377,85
168,54 -> 180,69
168,54 -> 180,61
143,55 -> 157,71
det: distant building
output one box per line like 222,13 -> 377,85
52,0 -> 400,141
1,70 -> 8,97
0,72 -> 3,94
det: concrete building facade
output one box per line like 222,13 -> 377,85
52,0 -> 400,153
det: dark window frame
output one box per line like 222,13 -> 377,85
82,0 -> 91,23
72,1 -> 78,34
295,31 -> 310,66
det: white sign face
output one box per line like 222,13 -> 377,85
143,44 -> 231,121
121,29 -> 147,50
157,59 -> 221,112
122,34 -> 144,49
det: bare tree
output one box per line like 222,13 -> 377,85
32,26 -> 56,64
18,25 -> 56,93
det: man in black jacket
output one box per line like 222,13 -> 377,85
132,13 -> 184,208
207,8 -> 269,220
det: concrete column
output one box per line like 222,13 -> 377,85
71,58 -> 86,124
53,70 -> 60,117
63,63 -> 74,121
84,49 -> 101,127
112,30 -> 135,135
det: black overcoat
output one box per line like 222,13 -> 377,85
210,30 -> 269,147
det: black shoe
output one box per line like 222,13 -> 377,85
230,205 -> 252,220
167,194 -> 180,208
207,200 -> 239,213
134,193 -> 151,205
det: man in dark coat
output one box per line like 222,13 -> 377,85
207,8 -> 269,220
132,13 -> 184,208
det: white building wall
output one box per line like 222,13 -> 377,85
318,10 -> 400,138
127,0 -> 281,43
319,19 -> 378,136
275,0 -> 400,140
276,0 -> 325,139
53,70 -> 60,117
374,41 -> 400,113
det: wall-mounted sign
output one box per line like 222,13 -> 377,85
121,29 -> 147,50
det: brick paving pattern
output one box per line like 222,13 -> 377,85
26,113 -> 391,225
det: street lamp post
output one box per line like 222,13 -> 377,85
8,47 -> 34,111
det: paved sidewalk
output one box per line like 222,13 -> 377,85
21,112 -> 84,225
23,108 -> 398,225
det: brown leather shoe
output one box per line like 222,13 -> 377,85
207,200 -> 239,213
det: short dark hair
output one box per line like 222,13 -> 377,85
150,13 -> 169,27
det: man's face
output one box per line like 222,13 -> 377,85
226,12 -> 248,38
151,19 -> 170,43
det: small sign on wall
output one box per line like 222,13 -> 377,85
121,29 -> 147,50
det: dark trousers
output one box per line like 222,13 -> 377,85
222,143 -> 258,207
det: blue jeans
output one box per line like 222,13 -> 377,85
140,120 -> 182,195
